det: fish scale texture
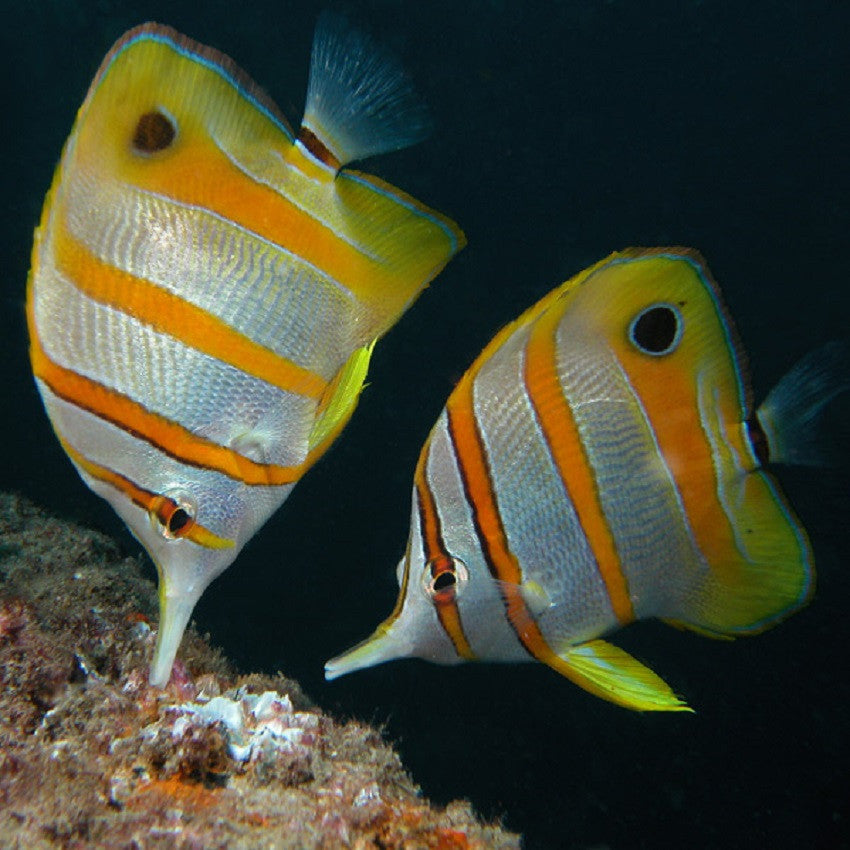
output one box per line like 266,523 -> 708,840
0,494 -> 519,850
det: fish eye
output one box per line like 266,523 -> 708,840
150,490 -> 197,541
132,109 -> 177,154
628,303 -> 683,356
421,555 -> 469,602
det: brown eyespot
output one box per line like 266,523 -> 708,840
132,110 -> 176,154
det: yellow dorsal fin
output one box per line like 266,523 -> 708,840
555,640 -> 693,712
307,341 -> 375,460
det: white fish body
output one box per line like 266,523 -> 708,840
28,16 -> 464,686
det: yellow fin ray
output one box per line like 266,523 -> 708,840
553,640 -> 692,712
681,470 -> 813,635
307,341 -> 375,460
333,171 -> 465,338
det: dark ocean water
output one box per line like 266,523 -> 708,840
3,2 -> 849,848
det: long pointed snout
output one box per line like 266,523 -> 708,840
325,623 -> 409,680
149,588 -> 202,687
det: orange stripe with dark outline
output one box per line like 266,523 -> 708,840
54,225 -> 328,400
28,303 -> 304,486
113,141 -> 379,300
445,372 -> 559,665
413,443 -> 475,660
58,434 -> 232,550
523,299 -> 635,625
616,349 -> 743,572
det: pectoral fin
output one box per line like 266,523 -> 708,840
307,341 -> 375,463
552,639 -> 692,712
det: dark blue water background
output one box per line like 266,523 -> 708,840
3,2 -> 849,847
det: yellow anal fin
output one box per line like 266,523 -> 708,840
553,640 -> 693,713
307,341 -> 375,461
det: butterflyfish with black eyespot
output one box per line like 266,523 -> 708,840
27,14 -> 465,688
326,248 -> 849,711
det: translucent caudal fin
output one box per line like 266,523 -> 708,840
301,12 -> 432,168
757,340 -> 850,466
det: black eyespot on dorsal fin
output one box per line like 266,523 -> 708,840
133,110 -> 176,154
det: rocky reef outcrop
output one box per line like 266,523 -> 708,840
0,494 -> 520,849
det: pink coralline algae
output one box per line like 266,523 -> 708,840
0,494 -> 519,849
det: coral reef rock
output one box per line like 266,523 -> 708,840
0,494 -> 520,849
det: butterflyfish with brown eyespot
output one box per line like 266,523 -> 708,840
326,249 -> 848,711
27,15 -> 465,688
